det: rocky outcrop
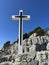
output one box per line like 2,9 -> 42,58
0,28 -> 49,65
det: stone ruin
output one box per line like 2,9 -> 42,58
0,30 -> 49,65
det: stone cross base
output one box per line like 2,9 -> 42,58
18,45 -> 22,54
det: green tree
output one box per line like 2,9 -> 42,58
29,27 -> 45,36
34,27 -> 45,36
23,33 -> 29,40
3,41 -> 11,52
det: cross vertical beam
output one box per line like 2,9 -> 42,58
12,10 -> 30,54
19,10 -> 23,45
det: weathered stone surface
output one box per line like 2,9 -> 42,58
1,32 -> 49,65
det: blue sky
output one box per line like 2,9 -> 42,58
0,0 -> 49,49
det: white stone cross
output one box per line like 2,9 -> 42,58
12,10 -> 30,54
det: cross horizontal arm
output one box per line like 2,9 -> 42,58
12,15 -> 30,20
22,15 -> 30,20
12,15 -> 20,20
